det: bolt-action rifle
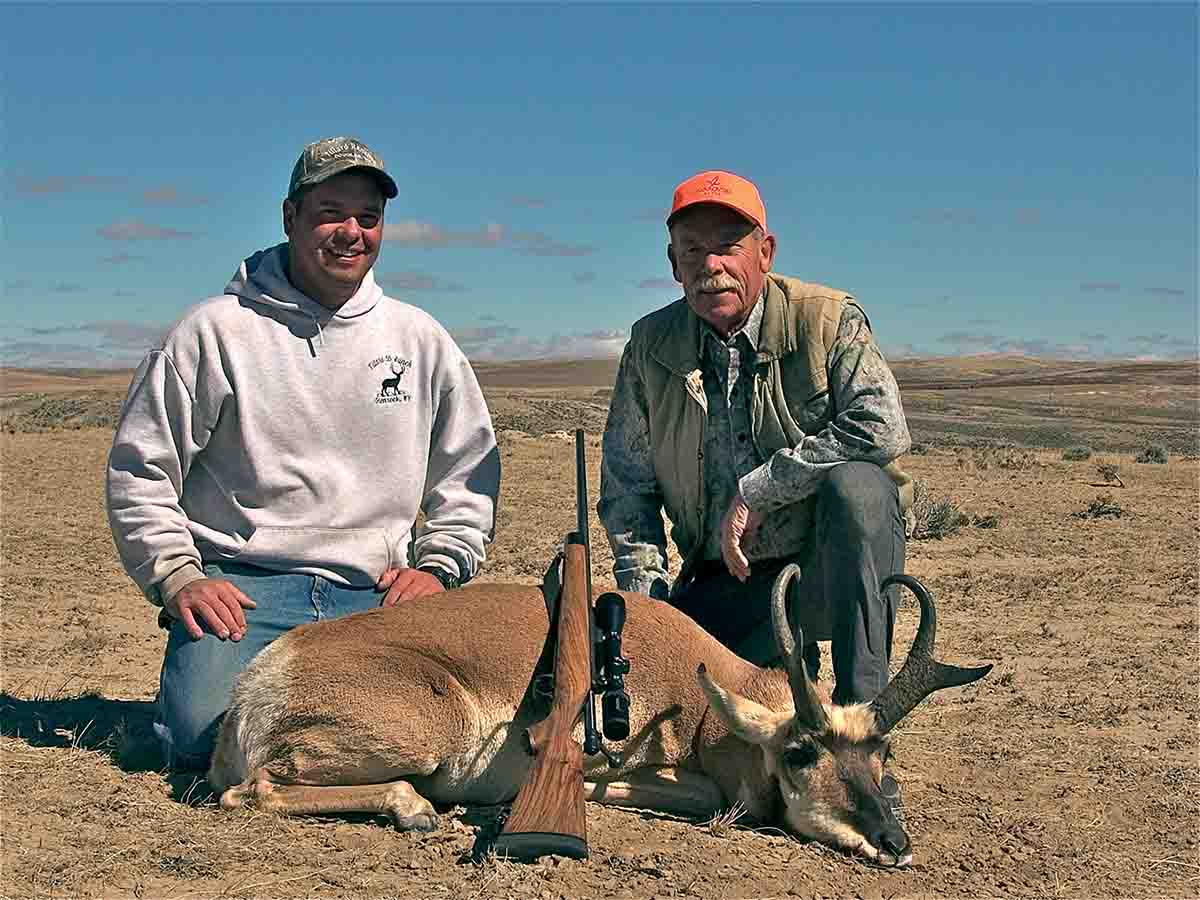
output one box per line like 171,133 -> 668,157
493,429 -> 631,862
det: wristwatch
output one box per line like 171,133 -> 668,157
417,565 -> 461,591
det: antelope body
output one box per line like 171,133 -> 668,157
209,569 -> 990,867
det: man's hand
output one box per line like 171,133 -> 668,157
166,578 -> 256,641
720,493 -> 764,582
376,567 -> 444,607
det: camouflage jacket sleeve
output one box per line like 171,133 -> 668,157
597,344 -> 671,599
739,304 -> 911,512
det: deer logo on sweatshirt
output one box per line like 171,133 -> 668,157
369,355 -> 413,404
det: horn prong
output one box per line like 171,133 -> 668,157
871,575 -> 993,734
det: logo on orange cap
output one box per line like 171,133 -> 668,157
668,170 -> 766,230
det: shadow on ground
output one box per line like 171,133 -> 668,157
0,690 -> 212,804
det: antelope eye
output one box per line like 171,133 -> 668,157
784,744 -> 819,769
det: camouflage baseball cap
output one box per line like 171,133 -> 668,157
287,136 -> 398,200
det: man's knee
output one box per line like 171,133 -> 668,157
156,629 -> 252,767
817,462 -> 898,538
156,688 -> 225,767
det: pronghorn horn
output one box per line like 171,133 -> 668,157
869,574 -> 993,735
771,564 -> 828,732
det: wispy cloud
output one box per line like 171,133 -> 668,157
384,221 -> 593,256
910,208 -> 1041,228
49,283 -> 84,293
508,195 -> 548,208
451,323 -> 628,361
99,220 -> 195,241
385,221 -> 505,248
882,341 -> 925,359
140,186 -> 209,206
1130,332 -> 1197,357
12,174 -> 122,194
906,294 -> 955,310
937,331 -> 1103,359
3,320 -> 167,368
29,320 -> 166,349
931,329 -> 1196,361
912,209 -> 979,226
573,272 -> 597,284
378,271 -> 467,293
511,230 -> 593,257
637,278 -> 677,290
101,253 -> 147,264
1145,286 -> 1188,298
634,207 -> 668,222
1080,281 -> 1121,292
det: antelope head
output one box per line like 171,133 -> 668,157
698,564 -> 992,867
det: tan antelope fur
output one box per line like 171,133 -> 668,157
209,568 -> 990,866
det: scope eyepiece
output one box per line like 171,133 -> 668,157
602,690 -> 631,741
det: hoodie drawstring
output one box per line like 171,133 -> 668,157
306,313 -> 325,357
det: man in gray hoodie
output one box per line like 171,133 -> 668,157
106,137 -> 501,769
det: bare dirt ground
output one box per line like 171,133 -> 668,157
1,358 -> 1197,899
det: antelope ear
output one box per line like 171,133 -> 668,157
698,664 -> 790,746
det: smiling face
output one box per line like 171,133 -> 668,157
668,203 -> 776,337
283,171 -> 386,310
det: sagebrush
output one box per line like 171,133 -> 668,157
1134,444 -> 1168,464
1073,494 -> 1123,519
909,480 -> 969,540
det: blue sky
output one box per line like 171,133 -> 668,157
2,2 -> 1196,367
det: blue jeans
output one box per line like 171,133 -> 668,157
669,462 -> 906,705
155,560 -> 382,770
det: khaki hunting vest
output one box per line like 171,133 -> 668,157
625,273 -> 913,583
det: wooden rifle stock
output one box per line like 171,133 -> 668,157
493,534 -> 592,860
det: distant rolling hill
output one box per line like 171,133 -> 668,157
3,358 -> 1195,452
470,355 -> 1196,392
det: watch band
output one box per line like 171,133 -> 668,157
418,565 -> 461,591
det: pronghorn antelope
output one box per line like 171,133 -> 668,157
209,565 -> 991,866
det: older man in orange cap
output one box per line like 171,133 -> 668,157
598,169 -> 914,715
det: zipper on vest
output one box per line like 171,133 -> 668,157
685,368 -> 708,540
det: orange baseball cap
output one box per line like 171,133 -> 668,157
667,170 -> 766,230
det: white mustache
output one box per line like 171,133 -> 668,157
695,277 -> 739,293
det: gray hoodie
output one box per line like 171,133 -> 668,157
106,244 -> 499,604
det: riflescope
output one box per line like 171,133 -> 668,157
595,592 -> 631,741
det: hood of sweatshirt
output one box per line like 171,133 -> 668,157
225,243 -> 384,324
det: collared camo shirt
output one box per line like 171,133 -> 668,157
599,294 -> 910,598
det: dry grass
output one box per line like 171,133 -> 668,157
2,359 -> 1198,900
702,801 -> 749,838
